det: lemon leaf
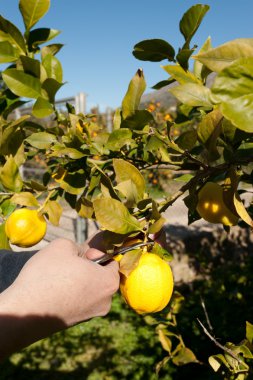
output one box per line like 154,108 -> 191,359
11,192 -> 39,207
119,249 -> 142,277
93,198 -> 142,234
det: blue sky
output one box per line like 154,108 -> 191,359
0,0 -> 253,111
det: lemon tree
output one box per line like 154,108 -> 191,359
0,1 -> 253,378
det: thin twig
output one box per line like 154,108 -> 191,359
200,297 -> 213,332
197,318 -> 245,366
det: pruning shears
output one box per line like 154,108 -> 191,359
93,241 -> 154,265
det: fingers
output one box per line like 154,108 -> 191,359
84,248 -> 105,261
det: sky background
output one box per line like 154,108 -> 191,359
0,0 -> 252,111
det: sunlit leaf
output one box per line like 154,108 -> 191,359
19,0 -> 50,31
193,36 -> 212,80
93,198 -> 142,234
42,54 -> 63,82
162,64 -> 200,84
106,129 -> 132,151
0,156 -> 23,192
11,192 -> 39,207
42,200 -> 62,226
169,83 -> 212,107
32,97 -> 54,118
28,28 -> 61,48
0,41 -> 19,63
2,68 -> 41,99
0,222 -> 11,250
158,329 -> 172,353
122,69 -> 146,119
76,197 -> 94,219
234,192 -> 253,227
197,108 -> 223,160
172,346 -> 198,366
113,159 -> 145,202
26,132 -> 57,149
0,15 -> 26,53
148,217 -> 166,235
119,249 -> 142,277
193,38 -> 253,72
246,321 -> 253,344
221,94 -> 253,133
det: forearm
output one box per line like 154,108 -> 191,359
0,284 -> 66,360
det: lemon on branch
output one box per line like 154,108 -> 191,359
120,251 -> 174,314
5,208 -> 47,248
196,182 -> 239,226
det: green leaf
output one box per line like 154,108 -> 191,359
19,0 -> 50,31
180,4 -> 210,49
0,222 -> 11,250
193,36 -> 212,80
0,15 -> 26,53
121,69 -> 146,119
169,83 -> 212,107
11,192 -> 39,207
197,108 -> 223,160
0,41 -> 19,63
211,58 -> 253,132
208,355 -> 224,372
172,346 -> 198,366
26,131 -> 57,149
119,249 -> 142,277
41,43 -> 64,59
50,146 -> 85,159
28,28 -> 61,48
20,55 -> 41,78
158,328 -> 172,353
211,58 -> 253,103
246,321 -> 253,344
113,158 -> 146,202
112,108 -> 121,130
148,217 -> 166,235
43,200 -> 62,226
41,78 -> 63,102
0,156 -> 23,192
93,198 -> 142,234
115,180 -> 140,208
193,38 -> 253,72
105,129 -> 132,151
2,68 -> 41,99
152,79 -> 174,90
133,39 -> 175,62
32,96 -> 54,118
42,54 -> 63,82
175,130 -> 198,150
234,192 -> 253,227
121,110 -> 154,130
176,47 -> 196,70
221,95 -> 253,133
54,169 -> 86,195
76,197 -> 94,219
162,64 -> 200,84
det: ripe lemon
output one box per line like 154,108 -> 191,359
5,208 -> 47,248
120,252 -> 174,314
196,182 -> 239,226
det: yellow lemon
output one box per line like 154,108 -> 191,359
120,252 -> 174,314
196,182 -> 239,226
5,208 -> 47,248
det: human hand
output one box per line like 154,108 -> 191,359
0,238 -> 119,358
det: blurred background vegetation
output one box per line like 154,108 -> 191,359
1,224 -> 253,380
